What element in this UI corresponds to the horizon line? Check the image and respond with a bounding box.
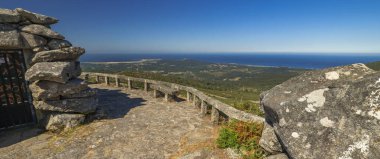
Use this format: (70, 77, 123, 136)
(85, 51, 380, 55)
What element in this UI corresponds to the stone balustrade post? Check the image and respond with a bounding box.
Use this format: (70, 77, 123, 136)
(115, 76, 120, 87)
(128, 78, 132, 90)
(96, 76, 100, 83)
(144, 80, 148, 92)
(201, 100, 207, 116)
(164, 93, 169, 102)
(105, 76, 110, 85)
(193, 95, 196, 106)
(211, 106, 219, 124)
(186, 91, 190, 102)
(153, 90, 158, 98)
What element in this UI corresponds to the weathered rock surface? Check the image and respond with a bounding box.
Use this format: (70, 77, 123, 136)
(261, 63, 380, 159)
(15, 8, 58, 25)
(259, 122, 283, 154)
(21, 24, 64, 39)
(45, 113, 85, 132)
(25, 62, 81, 83)
(0, 23, 24, 48)
(0, 9, 20, 23)
(32, 46, 49, 52)
(33, 96, 98, 114)
(62, 88, 96, 99)
(31, 47, 84, 63)
(20, 32, 47, 48)
(47, 39, 72, 49)
(29, 79, 89, 100)
(265, 153, 289, 159)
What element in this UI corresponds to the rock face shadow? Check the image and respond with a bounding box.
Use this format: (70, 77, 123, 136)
(93, 88, 146, 119)
(0, 126, 44, 148)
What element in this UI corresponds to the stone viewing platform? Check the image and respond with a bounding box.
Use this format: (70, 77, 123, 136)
(0, 84, 235, 159)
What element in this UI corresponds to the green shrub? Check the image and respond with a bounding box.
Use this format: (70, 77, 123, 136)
(217, 128, 239, 149)
(216, 120, 267, 159)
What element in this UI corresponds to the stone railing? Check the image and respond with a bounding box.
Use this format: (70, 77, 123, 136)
(82, 72, 264, 124)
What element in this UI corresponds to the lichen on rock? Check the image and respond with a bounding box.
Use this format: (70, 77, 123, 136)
(261, 64, 380, 158)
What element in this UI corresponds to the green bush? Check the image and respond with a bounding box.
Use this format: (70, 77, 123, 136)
(216, 128, 239, 149)
(216, 120, 267, 159)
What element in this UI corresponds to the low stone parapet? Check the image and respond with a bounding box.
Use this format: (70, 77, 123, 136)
(83, 72, 265, 124)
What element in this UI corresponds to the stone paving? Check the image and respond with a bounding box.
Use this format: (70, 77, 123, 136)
(0, 84, 232, 159)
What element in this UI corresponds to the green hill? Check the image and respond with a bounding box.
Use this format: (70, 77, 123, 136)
(82, 59, 306, 115)
(366, 61, 380, 71)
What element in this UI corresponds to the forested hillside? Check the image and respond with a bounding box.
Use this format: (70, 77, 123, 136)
(366, 61, 380, 71)
(82, 59, 306, 115)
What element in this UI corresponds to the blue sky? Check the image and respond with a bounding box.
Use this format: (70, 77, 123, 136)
(1, 0, 380, 54)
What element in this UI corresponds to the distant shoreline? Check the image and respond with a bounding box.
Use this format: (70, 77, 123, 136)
(80, 53, 380, 69)
(82, 59, 161, 64)
(81, 58, 303, 70)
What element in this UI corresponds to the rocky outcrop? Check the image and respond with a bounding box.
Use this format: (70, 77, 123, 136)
(25, 62, 81, 83)
(0, 8, 97, 132)
(261, 63, 380, 159)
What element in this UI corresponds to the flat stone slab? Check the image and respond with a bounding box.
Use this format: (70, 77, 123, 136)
(31, 47, 85, 64)
(25, 62, 81, 83)
(29, 78, 89, 100)
(21, 24, 64, 39)
(45, 113, 85, 132)
(0, 23, 24, 49)
(0, 84, 219, 159)
(15, 8, 58, 25)
(0, 9, 20, 23)
(33, 96, 98, 114)
(20, 32, 47, 48)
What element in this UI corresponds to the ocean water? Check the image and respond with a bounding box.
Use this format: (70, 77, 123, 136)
(80, 53, 380, 69)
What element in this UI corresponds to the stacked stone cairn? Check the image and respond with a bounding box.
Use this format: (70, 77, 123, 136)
(0, 8, 98, 132)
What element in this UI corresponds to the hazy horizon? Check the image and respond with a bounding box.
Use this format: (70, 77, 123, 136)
(84, 51, 380, 55)
(1, 0, 380, 54)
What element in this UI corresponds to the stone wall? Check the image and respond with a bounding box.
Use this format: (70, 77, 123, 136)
(0, 8, 97, 132)
(83, 72, 265, 124)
